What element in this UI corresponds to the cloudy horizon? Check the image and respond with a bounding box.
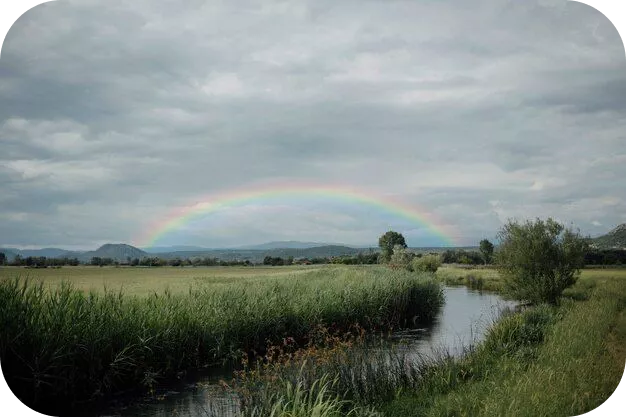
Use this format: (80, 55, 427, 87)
(1, 0, 625, 250)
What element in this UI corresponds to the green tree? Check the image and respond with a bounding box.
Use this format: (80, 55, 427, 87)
(495, 218, 588, 305)
(378, 231, 407, 263)
(479, 239, 495, 264)
(0, 252, 6, 265)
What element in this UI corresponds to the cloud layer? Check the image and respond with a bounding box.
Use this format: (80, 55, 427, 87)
(1, 0, 625, 249)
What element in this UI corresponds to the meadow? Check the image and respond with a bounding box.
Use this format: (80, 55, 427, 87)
(0, 265, 443, 415)
(0, 264, 326, 296)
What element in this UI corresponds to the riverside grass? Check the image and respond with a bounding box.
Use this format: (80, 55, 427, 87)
(0, 266, 443, 414)
(379, 271, 626, 417)
(240, 269, 626, 417)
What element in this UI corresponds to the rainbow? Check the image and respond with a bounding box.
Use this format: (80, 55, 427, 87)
(136, 182, 460, 247)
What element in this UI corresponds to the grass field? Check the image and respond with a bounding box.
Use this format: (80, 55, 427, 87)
(0, 264, 327, 296)
(2, 264, 621, 296)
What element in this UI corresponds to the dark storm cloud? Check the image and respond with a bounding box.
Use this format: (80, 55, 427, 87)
(0, 0, 625, 248)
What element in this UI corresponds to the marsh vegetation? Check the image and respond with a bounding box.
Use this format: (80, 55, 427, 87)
(0, 266, 442, 415)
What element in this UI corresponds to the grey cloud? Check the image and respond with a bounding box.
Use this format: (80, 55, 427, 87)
(0, 0, 625, 248)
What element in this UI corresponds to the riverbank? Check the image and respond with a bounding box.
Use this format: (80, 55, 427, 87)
(234, 269, 625, 417)
(382, 269, 626, 416)
(0, 266, 443, 415)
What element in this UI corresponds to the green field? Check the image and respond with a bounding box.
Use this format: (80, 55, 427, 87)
(0, 264, 328, 295)
(2, 264, 622, 296)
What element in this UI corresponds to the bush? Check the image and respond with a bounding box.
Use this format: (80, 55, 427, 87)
(390, 245, 414, 269)
(495, 218, 588, 305)
(411, 254, 442, 273)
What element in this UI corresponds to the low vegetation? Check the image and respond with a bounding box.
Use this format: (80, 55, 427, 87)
(0, 266, 443, 415)
(382, 272, 626, 417)
(411, 254, 442, 273)
(235, 269, 625, 417)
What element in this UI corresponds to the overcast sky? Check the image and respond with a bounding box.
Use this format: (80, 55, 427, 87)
(1, 0, 625, 250)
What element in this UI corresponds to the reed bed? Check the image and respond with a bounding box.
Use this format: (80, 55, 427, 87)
(0, 267, 442, 414)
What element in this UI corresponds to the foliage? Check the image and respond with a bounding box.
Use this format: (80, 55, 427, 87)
(479, 239, 494, 264)
(390, 245, 414, 269)
(378, 231, 407, 263)
(584, 248, 626, 265)
(0, 252, 6, 265)
(494, 218, 588, 305)
(264, 256, 287, 266)
(411, 254, 442, 273)
(440, 249, 484, 265)
(330, 253, 379, 265)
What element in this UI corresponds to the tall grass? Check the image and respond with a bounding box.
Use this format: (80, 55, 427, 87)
(247, 369, 382, 417)
(0, 267, 442, 414)
(233, 298, 517, 416)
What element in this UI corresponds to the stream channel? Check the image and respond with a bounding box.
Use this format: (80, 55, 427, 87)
(96, 286, 516, 417)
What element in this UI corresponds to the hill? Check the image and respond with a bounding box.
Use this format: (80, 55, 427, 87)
(235, 241, 351, 250)
(79, 244, 148, 262)
(0, 247, 81, 261)
(142, 245, 213, 253)
(592, 224, 626, 249)
(20, 248, 78, 258)
(155, 245, 372, 263)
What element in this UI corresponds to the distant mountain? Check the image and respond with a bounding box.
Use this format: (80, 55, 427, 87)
(142, 245, 213, 253)
(235, 241, 351, 250)
(154, 245, 373, 263)
(0, 247, 81, 260)
(592, 224, 626, 250)
(20, 248, 78, 258)
(79, 244, 148, 262)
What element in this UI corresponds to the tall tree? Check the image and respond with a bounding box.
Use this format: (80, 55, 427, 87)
(378, 231, 407, 263)
(479, 239, 495, 264)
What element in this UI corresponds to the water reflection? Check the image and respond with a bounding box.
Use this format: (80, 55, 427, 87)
(389, 286, 516, 360)
(99, 287, 514, 417)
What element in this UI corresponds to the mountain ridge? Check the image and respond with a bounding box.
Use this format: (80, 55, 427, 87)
(592, 223, 626, 249)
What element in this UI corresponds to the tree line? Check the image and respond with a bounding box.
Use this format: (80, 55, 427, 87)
(1, 227, 623, 269)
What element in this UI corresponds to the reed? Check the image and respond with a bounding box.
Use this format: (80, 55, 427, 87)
(0, 267, 443, 414)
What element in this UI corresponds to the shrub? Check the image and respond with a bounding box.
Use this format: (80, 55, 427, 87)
(494, 218, 588, 305)
(390, 245, 414, 269)
(412, 254, 442, 273)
